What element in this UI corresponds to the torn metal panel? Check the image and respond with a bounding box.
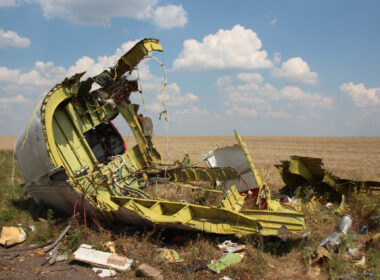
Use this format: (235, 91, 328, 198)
(15, 38, 305, 237)
(277, 156, 380, 199)
(204, 144, 258, 192)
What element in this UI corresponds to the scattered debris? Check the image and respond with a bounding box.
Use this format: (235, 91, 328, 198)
(29, 225, 36, 232)
(92, 267, 117, 278)
(277, 156, 380, 202)
(48, 242, 62, 265)
(14, 38, 305, 238)
(182, 262, 208, 273)
(43, 225, 70, 253)
(319, 214, 353, 250)
(157, 248, 183, 263)
(217, 240, 246, 253)
(310, 247, 330, 265)
(105, 241, 116, 254)
(72, 244, 133, 271)
(207, 252, 243, 274)
(355, 226, 368, 235)
(55, 254, 68, 262)
(0, 226, 26, 247)
(135, 263, 163, 279)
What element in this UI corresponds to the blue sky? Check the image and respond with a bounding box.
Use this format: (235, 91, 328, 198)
(0, 0, 379, 136)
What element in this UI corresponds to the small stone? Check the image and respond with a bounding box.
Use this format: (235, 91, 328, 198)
(135, 263, 163, 280)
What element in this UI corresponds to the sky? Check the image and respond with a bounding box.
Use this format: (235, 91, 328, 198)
(0, 0, 380, 136)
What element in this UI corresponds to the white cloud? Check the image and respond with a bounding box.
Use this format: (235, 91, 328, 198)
(236, 72, 263, 84)
(0, 61, 65, 94)
(0, 94, 30, 105)
(34, 0, 157, 26)
(32, 0, 188, 29)
(340, 82, 380, 108)
(173, 24, 272, 71)
(272, 57, 318, 85)
(216, 75, 232, 88)
(67, 41, 138, 77)
(152, 4, 187, 29)
(218, 73, 333, 120)
(0, 28, 30, 48)
(270, 17, 278, 25)
(146, 83, 199, 113)
(0, 0, 24, 7)
(226, 106, 258, 117)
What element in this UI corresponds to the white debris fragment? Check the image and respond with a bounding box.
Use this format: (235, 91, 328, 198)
(92, 267, 117, 278)
(217, 240, 246, 253)
(73, 244, 133, 271)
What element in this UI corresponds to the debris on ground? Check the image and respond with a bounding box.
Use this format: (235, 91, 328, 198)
(217, 240, 246, 253)
(319, 214, 353, 250)
(135, 263, 163, 279)
(276, 156, 380, 202)
(14, 38, 305, 238)
(43, 225, 70, 253)
(157, 248, 183, 263)
(105, 241, 116, 254)
(207, 252, 243, 274)
(0, 226, 26, 247)
(92, 267, 117, 278)
(72, 244, 133, 271)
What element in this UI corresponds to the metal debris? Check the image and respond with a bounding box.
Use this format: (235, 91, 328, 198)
(14, 38, 305, 237)
(319, 214, 353, 250)
(276, 156, 380, 200)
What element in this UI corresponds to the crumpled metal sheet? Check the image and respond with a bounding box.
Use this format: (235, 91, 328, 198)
(276, 156, 380, 199)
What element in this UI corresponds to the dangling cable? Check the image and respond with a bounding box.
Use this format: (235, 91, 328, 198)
(148, 55, 168, 123)
(136, 67, 147, 114)
(148, 55, 171, 175)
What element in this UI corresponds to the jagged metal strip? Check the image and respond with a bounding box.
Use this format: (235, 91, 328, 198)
(166, 167, 239, 185)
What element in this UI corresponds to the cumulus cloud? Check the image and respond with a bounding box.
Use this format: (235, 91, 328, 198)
(0, 94, 30, 106)
(218, 72, 332, 118)
(173, 24, 272, 71)
(226, 106, 258, 117)
(152, 4, 187, 29)
(272, 57, 318, 85)
(146, 83, 199, 113)
(236, 72, 263, 84)
(34, 0, 157, 26)
(0, 28, 30, 48)
(0, 61, 65, 94)
(216, 75, 232, 88)
(30, 0, 188, 28)
(0, 0, 25, 7)
(340, 82, 380, 108)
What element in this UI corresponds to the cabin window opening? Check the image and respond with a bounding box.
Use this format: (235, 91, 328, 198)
(84, 122, 126, 163)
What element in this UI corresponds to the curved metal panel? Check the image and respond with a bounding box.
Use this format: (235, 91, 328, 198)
(15, 102, 56, 184)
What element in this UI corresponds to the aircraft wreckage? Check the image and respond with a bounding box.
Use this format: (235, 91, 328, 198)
(15, 38, 305, 237)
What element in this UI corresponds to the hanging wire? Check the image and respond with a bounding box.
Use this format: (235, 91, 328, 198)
(148, 55, 171, 174)
(136, 67, 147, 114)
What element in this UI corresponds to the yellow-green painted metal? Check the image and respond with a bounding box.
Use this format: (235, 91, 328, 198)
(19, 38, 306, 238)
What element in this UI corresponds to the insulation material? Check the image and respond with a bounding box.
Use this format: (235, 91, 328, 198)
(204, 144, 258, 192)
(0, 226, 27, 247)
(73, 244, 133, 271)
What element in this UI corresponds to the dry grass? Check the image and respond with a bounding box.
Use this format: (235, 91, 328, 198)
(1, 136, 379, 279)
